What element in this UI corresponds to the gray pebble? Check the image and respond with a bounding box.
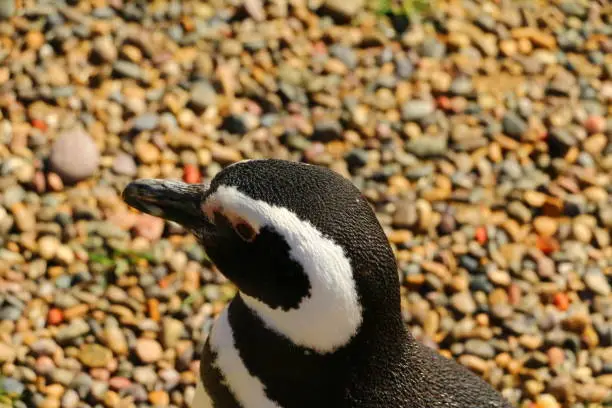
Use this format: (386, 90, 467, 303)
(421, 38, 446, 58)
(159, 367, 180, 390)
(405, 164, 434, 180)
(395, 57, 414, 79)
(0, 306, 22, 321)
(30, 338, 59, 356)
(330, 45, 357, 70)
(91, 6, 115, 19)
(401, 100, 435, 121)
(313, 120, 343, 141)
(190, 81, 217, 110)
(464, 339, 496, 359)
(113, 60, 143, 80)
(70, 373, 93, 398)
(475, 14, 496, 32)
(507, 201, 532, 223)
(55, 319, 90, 342)
(449, 77, 473, 96)
(502, 111, 528, 139)
(1, 185, 25, 208)
(124, 384, 148, 402)
(405, 137, 447, 158)
(0, 0, 14, 19)
(0, 377, 24, 395)
(133, 113, 159, 131)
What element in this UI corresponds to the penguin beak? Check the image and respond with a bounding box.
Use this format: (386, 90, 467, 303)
(122, 179, 209, 230)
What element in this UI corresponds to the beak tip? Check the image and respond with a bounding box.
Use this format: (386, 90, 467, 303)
(121, 181, 142, 204)
(121, 179, 159, 213)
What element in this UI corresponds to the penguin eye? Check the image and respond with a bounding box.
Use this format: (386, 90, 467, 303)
(209, 207, 257, 242)
(233, 220, 257, 242)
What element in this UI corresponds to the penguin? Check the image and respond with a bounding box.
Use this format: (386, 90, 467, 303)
(122, 159, 512, 408)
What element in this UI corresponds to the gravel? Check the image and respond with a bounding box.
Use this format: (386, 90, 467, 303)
(0, 0, 610, 407)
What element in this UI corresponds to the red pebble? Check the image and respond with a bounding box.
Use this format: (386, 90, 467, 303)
(553, 292, 569, 311)
(475, 227, 487, 245)
(47, 308, 63, 325)
(436, 96, 451, 110)
(31, 119, 47, 131)
(159, 277, 170, 289)
(183, 164, 201, 184)
(536, 235, 559, 255)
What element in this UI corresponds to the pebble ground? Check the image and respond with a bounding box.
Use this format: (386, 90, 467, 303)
(0, 0, 610, 407)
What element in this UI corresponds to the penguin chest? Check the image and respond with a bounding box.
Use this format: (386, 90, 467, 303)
(192, 377, 214, 408)
(196, 307, 282, 408)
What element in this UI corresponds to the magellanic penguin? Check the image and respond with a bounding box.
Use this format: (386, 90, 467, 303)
(123, 159, 512, 408)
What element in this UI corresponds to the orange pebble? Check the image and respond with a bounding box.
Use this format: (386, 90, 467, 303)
(159, 277, 170, 289)
(183, 164, 201, 184)
(47, 308, 63, 325)
(536, 235, 559, 255)
(547, 347, 565, 367)
(31, 119, 47, 131)
(475, 227, 487, 245)
(436, 96, 451, 111)
(147, 298, 160, 322)
(552, 292, 569, 311)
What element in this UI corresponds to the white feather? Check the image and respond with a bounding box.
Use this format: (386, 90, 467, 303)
(204, 185, 363, 353)
(191, 377, 214, 408)
(208, 307, 281, 408)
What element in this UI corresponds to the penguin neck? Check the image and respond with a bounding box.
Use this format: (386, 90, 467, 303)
(203, 267, 411, 407)
(219, 293, 410, 382)
(237, 262, 364, 354)
(235, 259, 409, 355)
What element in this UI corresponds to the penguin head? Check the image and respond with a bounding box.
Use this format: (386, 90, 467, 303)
(123, 159, 400, 351)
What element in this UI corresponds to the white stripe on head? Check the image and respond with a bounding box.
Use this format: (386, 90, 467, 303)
(204, 186, 363, 353)
(209, 307, 281, 408)
(191, 378, 214, 408)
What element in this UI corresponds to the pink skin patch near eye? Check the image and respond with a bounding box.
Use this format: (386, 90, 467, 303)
(203, 202, 258, 242)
